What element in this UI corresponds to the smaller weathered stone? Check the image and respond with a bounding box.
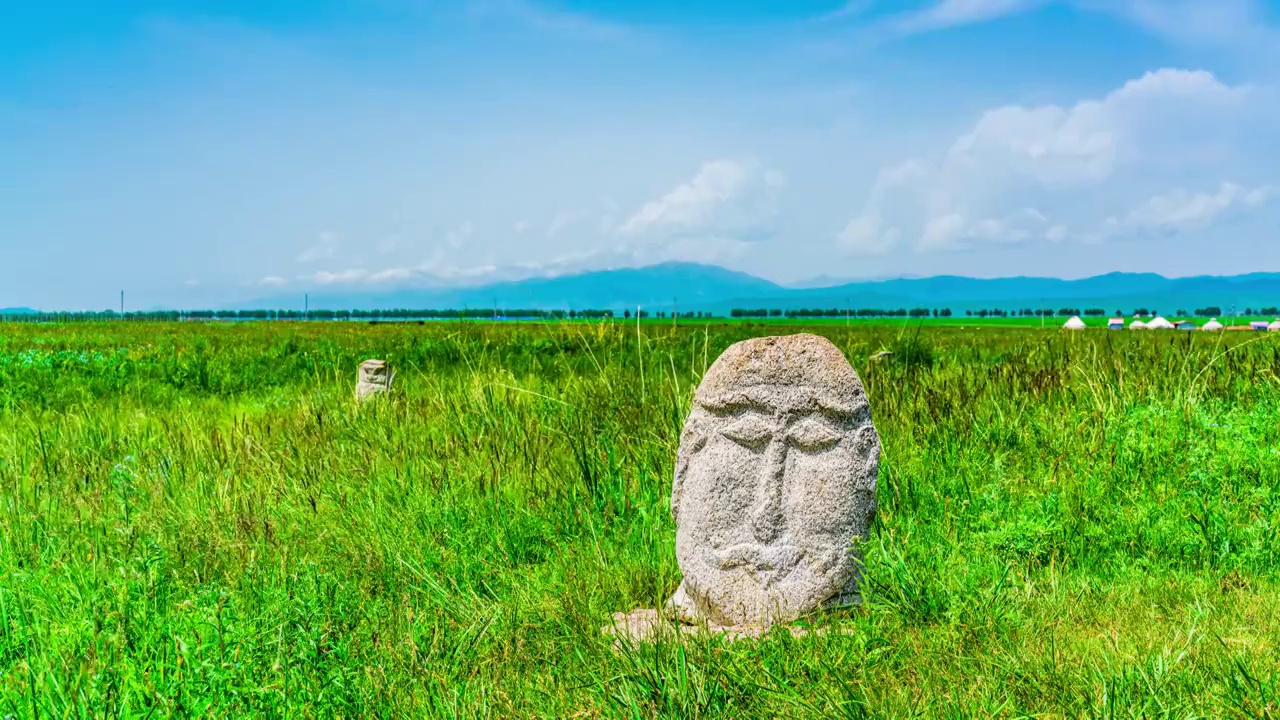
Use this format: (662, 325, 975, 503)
(356, 359, 393, 401)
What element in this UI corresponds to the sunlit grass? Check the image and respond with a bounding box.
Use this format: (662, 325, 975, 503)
(2, 321, 1280, 716)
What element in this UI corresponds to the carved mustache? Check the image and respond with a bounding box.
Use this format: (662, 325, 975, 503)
(714, 543, 800, 571)
(713, 542, 845, 578)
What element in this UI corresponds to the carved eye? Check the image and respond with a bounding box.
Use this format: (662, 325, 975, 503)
(719, 414, 772, 448)
(788, 416, 841, 451)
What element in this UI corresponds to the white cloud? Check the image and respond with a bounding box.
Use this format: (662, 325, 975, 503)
(465, 0, 632, 42)
(838, 210, 898, 255)
(259, 275, 288, 287)
(1246, 186, 1280, 206)
(1086, 0, 1280, 57)
(299, 225, 475, 282)
(310, 268, 370, 284)
(1104, 182, 1278, 237)
(299, 243, 504, 287)
(923, 209, 1057, 251)
(284, 217, 789, 290)
(367, 267, 415, 283)
(613, 159, 787, 266)
(816, 0, 875, 22)
(620, 159, 786, 237)
(423, 261, 500, 281)
(297, 231, 341, 263)
(890, 0, 1045, 35)
(838, 68, 1275, 254)
(871, 0, 1280, 56)
(183, 278, 199, 287)
(512, 220, 532, 235)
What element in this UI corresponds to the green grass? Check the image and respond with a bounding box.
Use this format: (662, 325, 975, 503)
(572, 315, 1276, 328)
(3, 321, 1280, 717)
(706, 316, 1280, 328)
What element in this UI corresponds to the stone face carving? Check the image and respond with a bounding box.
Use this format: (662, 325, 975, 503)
(665, 333, 879, 630)
(356, 359, 393, 401)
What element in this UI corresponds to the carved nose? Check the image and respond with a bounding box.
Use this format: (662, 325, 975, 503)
(750, 438, 787, 544)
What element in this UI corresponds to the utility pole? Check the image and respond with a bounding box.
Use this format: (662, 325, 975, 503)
(673, 297, 678, 328)
(120, 290, 124, 315)
(304, 293, 309, 321)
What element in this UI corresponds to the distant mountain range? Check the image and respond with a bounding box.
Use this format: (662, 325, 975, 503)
(238, 262, 1280, 315)
(0, 307, 36, 315)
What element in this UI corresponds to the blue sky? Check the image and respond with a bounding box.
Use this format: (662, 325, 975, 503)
(3, 0, 1280, 310)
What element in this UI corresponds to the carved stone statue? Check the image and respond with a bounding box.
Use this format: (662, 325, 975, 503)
(664, 333, 879, 630)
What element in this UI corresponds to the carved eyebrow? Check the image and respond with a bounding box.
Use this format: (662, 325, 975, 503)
(700, 389, 867, 418)
(814, 396, 866, 419)
(779, 389, 863, 420)
(697, 390, 771, 415)
(700, 401, 769, 418)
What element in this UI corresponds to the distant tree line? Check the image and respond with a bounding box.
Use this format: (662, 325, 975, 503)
(621, 310, 716, 319)
(0, 308, 624, 323)
(1193, 306, 1280, 317)
(729, 308, 954, 318)
(10, 304, 1280, 324)
(964, 308, 1084, 317)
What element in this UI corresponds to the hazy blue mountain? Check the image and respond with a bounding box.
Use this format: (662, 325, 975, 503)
(0, 307, 37, 315)
(242, 262, 784, 312)
(238, 263, 1280, 315)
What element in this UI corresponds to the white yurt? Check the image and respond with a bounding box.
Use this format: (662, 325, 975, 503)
(1147, 316, 1175, 330)
(1202, 318, 1224, 331)
(1269, 319, 1280, 332)
(1063, 316, 1086, 330)
(1129, 320, 1148, 330)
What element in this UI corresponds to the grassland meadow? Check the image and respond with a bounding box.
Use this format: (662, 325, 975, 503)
(3, 320, 1280, 717)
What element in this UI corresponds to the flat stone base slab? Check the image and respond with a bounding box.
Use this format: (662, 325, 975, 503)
(604, 609, 841, 645)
